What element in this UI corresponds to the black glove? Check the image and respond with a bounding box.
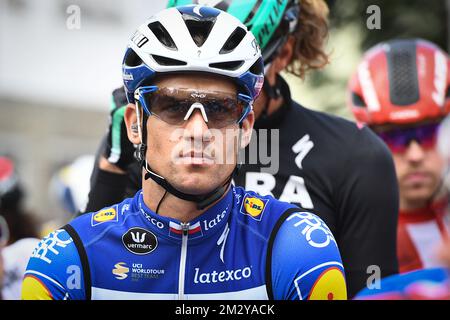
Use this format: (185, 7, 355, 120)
(103, 86, 136, 171)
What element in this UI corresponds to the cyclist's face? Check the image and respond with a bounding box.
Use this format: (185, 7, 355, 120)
(140, 74, 253, 195)
(379, 122, 445, 209)
(393, 144, 443, 207)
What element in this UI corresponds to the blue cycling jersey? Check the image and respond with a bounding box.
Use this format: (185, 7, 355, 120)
(22, 186, 346, 300)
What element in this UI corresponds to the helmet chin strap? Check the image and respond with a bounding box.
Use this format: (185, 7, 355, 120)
(141, 157, 234, 210)
(134, 102, 242, 211)
(259, 74, 282, 119)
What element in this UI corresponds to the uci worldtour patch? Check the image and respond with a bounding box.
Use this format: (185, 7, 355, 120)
(122, 227, 158, 255)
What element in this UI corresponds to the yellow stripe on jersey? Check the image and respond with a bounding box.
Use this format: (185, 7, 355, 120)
(22, 275, 53, 300)
(308, 267, 347, 300)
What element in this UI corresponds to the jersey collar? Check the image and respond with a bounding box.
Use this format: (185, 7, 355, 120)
(399, 196, 449, 221)
(136, 187, 233, 243)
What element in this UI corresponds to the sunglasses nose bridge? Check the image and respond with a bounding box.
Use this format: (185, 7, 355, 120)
(183, 108, 210, 139)
(184, 102, 208, 123)
(404, 140, 426, 161)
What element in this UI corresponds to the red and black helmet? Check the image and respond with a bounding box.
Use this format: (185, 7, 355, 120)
(348, 39, 450, 126)
(0, 156, 23, 211)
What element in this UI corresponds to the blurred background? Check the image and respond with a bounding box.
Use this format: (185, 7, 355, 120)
(0, 0, 448, 225)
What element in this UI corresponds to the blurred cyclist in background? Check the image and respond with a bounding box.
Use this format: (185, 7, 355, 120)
(438, 115, 450, 195)
(42, 155, 95, 236)
(348, 39, 450, 275)
(0, 215, 8, 300)
(0, 156, 39, 244)
(84, 0, 399, 298)
(0, 156, 40, 299)
(355, 113, 450, 300)
(437, 115, 450, 269)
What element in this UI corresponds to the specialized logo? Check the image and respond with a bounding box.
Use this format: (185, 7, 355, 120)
(217, 223, 230, 264)
(91, 207, 118, 226)
(193, 266, 252, 284)
(121, 204, 130, 215)
(122, 227, 158, 255)
(358, 60, 380, 112)
(253, 0, 286, 49)
(390, 109, 420, 120)
(112, 262, 130, 280)
(251, 38, 260, 56)
(287, 212, 336, 248)
(232, 188, 242, 205)
(307, 267, 347, 300)
(292, 134, 314, 170)
(432, 50, 447, 107)
(131, 31, 148, 48)
(240, 195, 268, 221)
(193, 5, 203, 17)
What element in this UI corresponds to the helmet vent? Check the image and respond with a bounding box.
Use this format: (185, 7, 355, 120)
(209, 61, 244, 71)
(352, 92, 366, 107)
(152, 54, 187, 66)
(184, 18, 215, 47)
(249, 57, 264, 75)
(244, 0, 263, 25)
(220, 27, 247, 54)
(124, 49, 143, 67)
(148, 22, 177, 50)
(387, 41, 420, 106)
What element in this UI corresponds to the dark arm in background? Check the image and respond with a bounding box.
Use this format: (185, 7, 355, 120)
(336, 127, 399, 299)
(83, 87, 140, 214)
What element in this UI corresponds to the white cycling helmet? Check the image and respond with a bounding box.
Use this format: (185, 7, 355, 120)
(122, 5, 264, 104)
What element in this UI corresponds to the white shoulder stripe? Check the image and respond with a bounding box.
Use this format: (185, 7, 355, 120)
(24, 270, 65, 291)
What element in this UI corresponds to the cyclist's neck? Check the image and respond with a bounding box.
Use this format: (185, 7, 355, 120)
(142, 178, 231, 223)
(400, 187, 448, 213)
(253, 90, 284, 119)
(253, 72, 285, 119)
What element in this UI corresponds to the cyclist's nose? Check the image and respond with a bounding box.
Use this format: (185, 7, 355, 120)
(404, 140, 426, 162)
(184, 110, 212, 141)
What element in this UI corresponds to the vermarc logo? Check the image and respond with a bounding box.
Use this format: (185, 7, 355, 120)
(122, 227, 158, 255)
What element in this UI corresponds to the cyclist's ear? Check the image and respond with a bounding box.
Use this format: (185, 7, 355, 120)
(124, 103, 142, 145)
(240, 110, 255, 149)
(270, 36, 294, 73)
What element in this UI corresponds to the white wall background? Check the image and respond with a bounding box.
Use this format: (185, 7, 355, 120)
(0, 0, 167, 223)
(0, 0, 167, 110)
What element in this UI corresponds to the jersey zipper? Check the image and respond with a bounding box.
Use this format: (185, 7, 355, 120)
(178, 222, 189, 300)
